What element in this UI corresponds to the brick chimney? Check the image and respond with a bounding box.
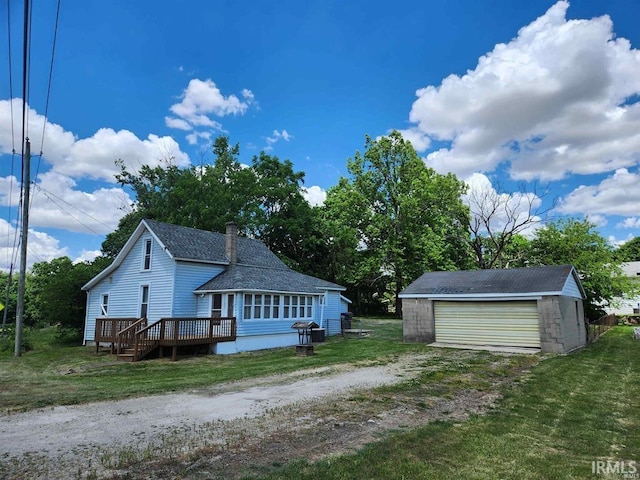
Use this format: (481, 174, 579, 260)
(225, 221, 238, 265)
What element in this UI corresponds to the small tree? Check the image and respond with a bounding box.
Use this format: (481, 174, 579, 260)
(530, 218, 638, 319)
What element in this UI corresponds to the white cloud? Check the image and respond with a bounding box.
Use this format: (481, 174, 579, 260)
(264, 130, 292, 151)
(0, 99, 190, 183)
(586, 214, 608, 228)
(74, 250, 102, 264)
(393, 128, 431, 152)
(608, 234, 634, 248)
(0, 171, 132, 235)
(302, 186, 327, 207)
(406, 1, 640, 181)
(169, 79, 253, 128)
(558, 168, 640, 217)
(186, 131, 213, 146)
(618, 217, 640, 229)
(164, 116, 192, 131)
(463, 173, 543, 238)
(0, 218, 68, 271)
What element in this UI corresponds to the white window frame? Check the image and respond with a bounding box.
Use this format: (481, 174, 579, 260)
(142, 239, 152, 271)
(140, 285, 150, 318)
(100, 293, 109, 316)
(245, 294, 313, 320)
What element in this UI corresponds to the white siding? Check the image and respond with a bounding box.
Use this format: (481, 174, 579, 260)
(173, 262, 224, 316)
(561, 275, 583, 299)
(84, 232, 175, 342)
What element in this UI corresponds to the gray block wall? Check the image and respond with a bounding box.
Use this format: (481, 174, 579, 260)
(402, 298, 435, 343)
(538, 296, 586, 353)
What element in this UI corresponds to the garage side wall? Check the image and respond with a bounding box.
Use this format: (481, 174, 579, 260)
(402, 298, 435, 343)
(538, 296, 586, 353)
(558, 295, 586, 352)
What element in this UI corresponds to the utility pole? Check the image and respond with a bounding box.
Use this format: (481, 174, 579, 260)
(15, 138, 30, 357)
(1, 263, 13, 334)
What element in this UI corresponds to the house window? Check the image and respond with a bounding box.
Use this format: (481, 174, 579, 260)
(101, 294, 109, 316)
(142, 239, 152, 271)
(140, 285, 149, 318)
(226, 294, 235, 318)
(212, 294, 222, 318)
(272, 295, 280, 318)
(283, 295, 313, 319)
(244, 294, 313, 320)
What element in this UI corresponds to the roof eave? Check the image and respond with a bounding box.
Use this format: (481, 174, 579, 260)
(398, 292, 563, 299)
(82, 220, 156, 290)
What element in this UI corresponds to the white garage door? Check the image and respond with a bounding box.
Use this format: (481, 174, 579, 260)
(434, 300, 541, 348)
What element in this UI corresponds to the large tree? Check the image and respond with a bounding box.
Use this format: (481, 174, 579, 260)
(529, 218, 638, 319)
(466, 180, 554, 269)
(108, 136, 322, 271)
(324, 131, 470, 315)
(27, 257, 109, 332)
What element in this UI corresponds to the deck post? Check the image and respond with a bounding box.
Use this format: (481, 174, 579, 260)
(172, 319, 179, 361)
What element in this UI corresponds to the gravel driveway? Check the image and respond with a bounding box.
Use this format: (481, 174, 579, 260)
(0, 359, 418, 477)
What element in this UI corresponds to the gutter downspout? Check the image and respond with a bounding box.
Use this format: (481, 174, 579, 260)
(319, 291, 326, 329)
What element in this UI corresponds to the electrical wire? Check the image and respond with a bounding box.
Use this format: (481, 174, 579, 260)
(6, 0, 15, 155)
(32, 184, 109, 236)
(5, 0, 18, 270)
(36, 0, 61, 182)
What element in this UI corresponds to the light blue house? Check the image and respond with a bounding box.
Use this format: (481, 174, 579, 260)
(82, 219, 350, 355)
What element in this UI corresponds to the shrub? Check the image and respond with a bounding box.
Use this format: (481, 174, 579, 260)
(0, 326, 33, 354)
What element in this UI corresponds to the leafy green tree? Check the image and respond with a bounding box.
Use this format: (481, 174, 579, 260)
(27, 257, 107, 332)
(324, 131, 470, 315)
(0, 271, 19, 331)
(529, 218, 638, 319)
(109, 136, 325, 272)
(615, 236, 640, 262)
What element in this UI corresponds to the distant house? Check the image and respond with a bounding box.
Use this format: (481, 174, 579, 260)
(399, 265, 587, 354)
(605, 261, 640, 315)
(82, 220, 348, 355)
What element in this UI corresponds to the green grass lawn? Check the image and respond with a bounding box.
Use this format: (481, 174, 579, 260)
(0, 318, 423, 412)
(2, 322, 638, 480)
(248, 326, 640, 480)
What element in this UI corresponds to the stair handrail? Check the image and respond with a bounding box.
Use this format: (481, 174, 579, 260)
(116, 317, 147, 354)
(132, 320, 162, 361)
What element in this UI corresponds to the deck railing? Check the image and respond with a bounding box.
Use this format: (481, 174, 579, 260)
(116, 318, 148, 354)
(94, 316, 236, 361)
(94, 317, 140, 353)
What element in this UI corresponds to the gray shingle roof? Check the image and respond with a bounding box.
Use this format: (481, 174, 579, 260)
(145, 220, 344, 293)
(195, 264, 344, 293)
(400, 265, 579, 296)
(145, 219, 287, 269)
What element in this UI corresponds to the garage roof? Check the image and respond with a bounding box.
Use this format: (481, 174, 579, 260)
(399, 265, 585, 299)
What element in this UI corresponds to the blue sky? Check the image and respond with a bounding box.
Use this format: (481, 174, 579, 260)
(1, 0, 640, 271)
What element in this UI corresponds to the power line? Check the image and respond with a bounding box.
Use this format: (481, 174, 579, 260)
(6, 0, 15, 154)
(32, 183, 110, 236)
(36, 0, 61, 182)
(5, 0, 18, 271)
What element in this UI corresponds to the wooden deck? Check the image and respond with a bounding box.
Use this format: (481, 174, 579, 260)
(95, 317, 237, 361)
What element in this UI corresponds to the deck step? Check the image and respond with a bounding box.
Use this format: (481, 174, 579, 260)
(116, 354, 136, 362)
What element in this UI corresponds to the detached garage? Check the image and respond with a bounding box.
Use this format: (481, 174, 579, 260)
(400, 265, 587, 354)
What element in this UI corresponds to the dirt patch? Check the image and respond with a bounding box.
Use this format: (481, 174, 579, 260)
(0, 350, 536, 479)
